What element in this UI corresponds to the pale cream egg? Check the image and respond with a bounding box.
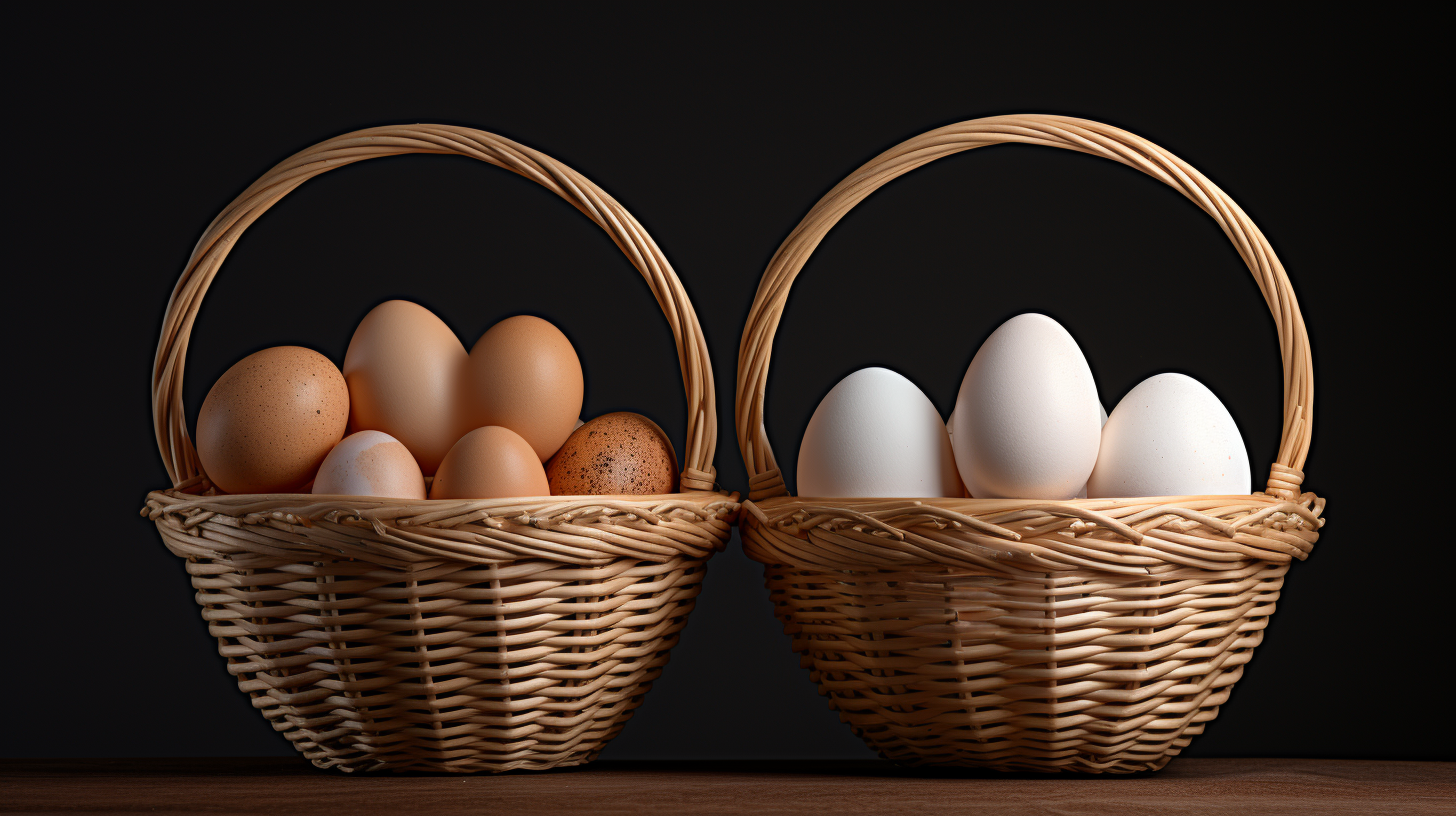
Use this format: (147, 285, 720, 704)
(313, 430, 426, 499)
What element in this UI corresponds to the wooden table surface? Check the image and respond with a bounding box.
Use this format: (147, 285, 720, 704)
(4, 758, 1451, 815)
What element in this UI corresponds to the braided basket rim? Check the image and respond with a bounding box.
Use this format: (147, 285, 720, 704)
(740, 492, 1319, 576)
(146, 484, 740, 567)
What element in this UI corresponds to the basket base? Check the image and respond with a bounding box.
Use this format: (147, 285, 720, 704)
(224, 560, 702, 775)
(747, 512, 1288, 774)
(147, 487, 739, 775)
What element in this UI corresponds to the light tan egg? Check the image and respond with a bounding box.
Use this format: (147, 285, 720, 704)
(313, 431, 426, 499)
(546, 412, 678, 495)
(430, 426, 550, 500)
(196, 346, 349, 494)
(461, 316, 583, 462)
(343, 300, 467, 475)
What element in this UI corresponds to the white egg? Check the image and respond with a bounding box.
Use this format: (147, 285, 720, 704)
(950, 314, 1102, 499)
(798, 367, 962, 497)
(1073, 402, 1109, 499)
(313, 430, 427, 499)
(1087, 373, 1250, 498)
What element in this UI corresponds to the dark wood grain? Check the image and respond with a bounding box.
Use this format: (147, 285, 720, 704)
(3, 758, 1451, 815)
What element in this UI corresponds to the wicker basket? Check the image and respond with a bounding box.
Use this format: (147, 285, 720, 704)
(735, 114, 1324, 774)
(143, 125, 739, 773)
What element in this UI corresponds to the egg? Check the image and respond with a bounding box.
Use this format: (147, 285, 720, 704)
(1087, 373, 1250, 497)
(461, 316, 583, 462)
(952, 401, 1107, 499)
(950, 314, 1101, 499)
(547, 412, 678, 495)
(312, 431, 426, 499)
(196, 346, 348, 494)
(343, 300, 466, 475)
(797, 367, 961, 498)
(430, 426, 550, 500)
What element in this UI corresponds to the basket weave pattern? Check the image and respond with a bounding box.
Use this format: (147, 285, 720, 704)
(735, 115, 1323, 773)
(144, 125, 738, 773)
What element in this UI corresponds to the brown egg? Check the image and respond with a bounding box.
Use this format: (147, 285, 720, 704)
(547, 413, 678, 495)
(430, 426, 550, 500)
(196, 346, 349, 494)
(343, 300, 466, 475)
(461, 316, 583, 462)
(312, 431, 426, 499)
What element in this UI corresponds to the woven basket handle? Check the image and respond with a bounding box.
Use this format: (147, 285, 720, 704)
(737, 114, 1313, 502)
(153, 124, 718, 491)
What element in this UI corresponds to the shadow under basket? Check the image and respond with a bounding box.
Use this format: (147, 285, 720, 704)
(734, 114, 1325, 773)
(143, 124, 739, 772)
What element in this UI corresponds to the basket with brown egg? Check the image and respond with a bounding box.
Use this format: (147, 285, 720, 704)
(735, 114, 1324, 773)
(143, 125, 739, 773)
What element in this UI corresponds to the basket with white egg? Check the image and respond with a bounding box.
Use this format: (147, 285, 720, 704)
(736, 114, 1323, 773)
(143, 125, 739, 773)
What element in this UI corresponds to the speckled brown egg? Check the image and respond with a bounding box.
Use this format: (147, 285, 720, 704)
(461, 315, 583, 462)
(196, 346, 349, 494)
(547, 412, 678, 496)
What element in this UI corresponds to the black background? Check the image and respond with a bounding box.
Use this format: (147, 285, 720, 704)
(10, 13, 1449, 761)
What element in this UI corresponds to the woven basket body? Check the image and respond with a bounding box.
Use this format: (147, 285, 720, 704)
(144, 125, 738, 773)
(736, 115, 1323, 773)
